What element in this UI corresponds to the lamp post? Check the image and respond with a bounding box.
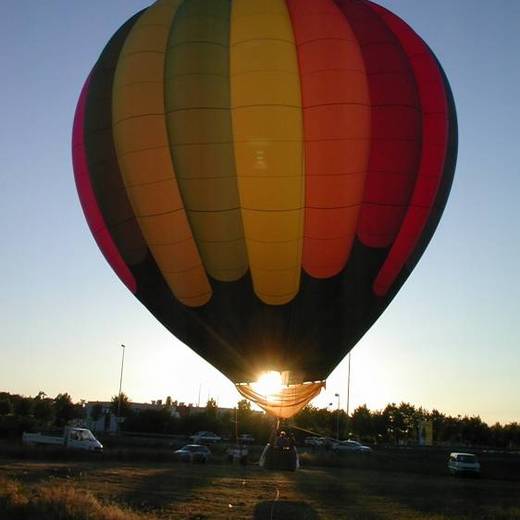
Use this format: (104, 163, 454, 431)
(346, 352, 351, 437)
(334, 393, 340, 440)
(117, 344, 126, 427)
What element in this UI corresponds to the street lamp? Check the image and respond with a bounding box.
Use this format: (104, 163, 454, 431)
(334, 393, 340, 440)
(346, 352, 351, 438)
(117, 344, 126, 425)
(346, 353, 351, 417)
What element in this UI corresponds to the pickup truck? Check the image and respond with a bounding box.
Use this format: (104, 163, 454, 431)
(22, 427, 103, 452)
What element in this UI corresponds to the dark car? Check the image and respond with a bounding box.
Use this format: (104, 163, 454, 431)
(174, 444, 211, 463)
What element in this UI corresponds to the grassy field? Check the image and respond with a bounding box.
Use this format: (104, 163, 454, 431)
(1, 457, 520, 520)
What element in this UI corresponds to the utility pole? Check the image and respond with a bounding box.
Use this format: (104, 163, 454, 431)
(117, 344, 126, 429)
(235, 405, 239, 443)
(334, 393, 340, 440)
(346, 352, 351, 438)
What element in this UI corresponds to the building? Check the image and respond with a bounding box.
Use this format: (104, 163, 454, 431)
(84, 400, 253, 433)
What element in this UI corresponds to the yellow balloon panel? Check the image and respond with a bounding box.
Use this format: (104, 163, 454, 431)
(232, 106, 302, 143)
(232, 141, 303, 178)
(238, 176, 304, 211)
(138, 211, 191, 246)
(113, 53, 164, 90)
(118, 147, 172, 187)
(120, 22, 170, 55)
(113, 82, 164, 121)
(126, 179, 183, 217)
(231, 0, 304, 305)
(242, 210, 302, 242)
(248, 239, 302, 271)
(232, 71, 301, 107)
(252, 266, 302, 305)
(114, 116, 168, 156)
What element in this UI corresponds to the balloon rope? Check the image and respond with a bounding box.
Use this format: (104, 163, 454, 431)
(285, 423, 331, 438)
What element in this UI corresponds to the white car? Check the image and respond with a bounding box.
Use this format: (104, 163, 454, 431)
(448, 452, 480, 476)
(304, 436, 334, 448)
(174, 444, 211, 463)
(332, 440, 372, 453)
(189, 431, 222, 444)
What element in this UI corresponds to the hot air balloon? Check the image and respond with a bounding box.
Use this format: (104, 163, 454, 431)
(72, 0, 457, 419)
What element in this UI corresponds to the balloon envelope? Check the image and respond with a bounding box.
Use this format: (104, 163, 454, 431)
(73, 0, 457, 386)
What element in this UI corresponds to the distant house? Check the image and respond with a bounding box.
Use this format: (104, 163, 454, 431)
(176, 404, 263, 418)
(84, 401, 117, 433)
(84, 400, 180, 433)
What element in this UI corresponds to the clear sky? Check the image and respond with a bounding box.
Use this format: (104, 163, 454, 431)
(1, 1, 518, 424)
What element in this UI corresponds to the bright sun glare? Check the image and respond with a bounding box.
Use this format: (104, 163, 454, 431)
(252, 371, 284, 397)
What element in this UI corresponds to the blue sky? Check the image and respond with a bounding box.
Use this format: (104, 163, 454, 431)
(1, 1, 518, 424)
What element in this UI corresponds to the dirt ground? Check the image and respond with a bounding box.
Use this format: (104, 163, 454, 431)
(1, 459, 520, 519)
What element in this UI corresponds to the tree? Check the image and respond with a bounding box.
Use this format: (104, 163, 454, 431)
(0, 399, 12, 416)
(14, 397, 33, 417)
(350, 404, 373, 440)
(503, 422, 520, 448)
(54, 393, 76, 427)
(236, 399, 254, 436)
(110, 393, 132, 418)
(398, 402, 423, 443)
(371, 411, 387, 444)
(237, 399, 252, 414)
(33, 398, 54, 424)
(461, 415, 490, 446)
(205, 398, 218, 418)
(124, 408, 174, 434)
(89, 403, 104, 422)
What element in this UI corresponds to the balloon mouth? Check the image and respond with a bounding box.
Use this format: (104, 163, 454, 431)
(236, 372, 325, 419)
(251, 370, 285, 399)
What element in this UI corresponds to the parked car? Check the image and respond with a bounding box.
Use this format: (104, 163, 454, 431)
(189, 431, 222, 444)
(174, 444, 211, 463)
(238, 434, 255, 444)
(304, 436, 321, 447)
(332, 440, 372, 453)
(304, 436, 334, 448)
(448, 452, 480, 476)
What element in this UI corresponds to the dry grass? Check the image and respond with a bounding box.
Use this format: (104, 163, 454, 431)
(0, 476, 148, 520)
(1, 460, 520, 519)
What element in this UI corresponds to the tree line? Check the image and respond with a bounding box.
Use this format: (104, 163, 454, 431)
(104, 394, 274, 442)
(294, 403, 520, 448)
(0, 391, 519, 448)
(0, 391, 83, 436)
